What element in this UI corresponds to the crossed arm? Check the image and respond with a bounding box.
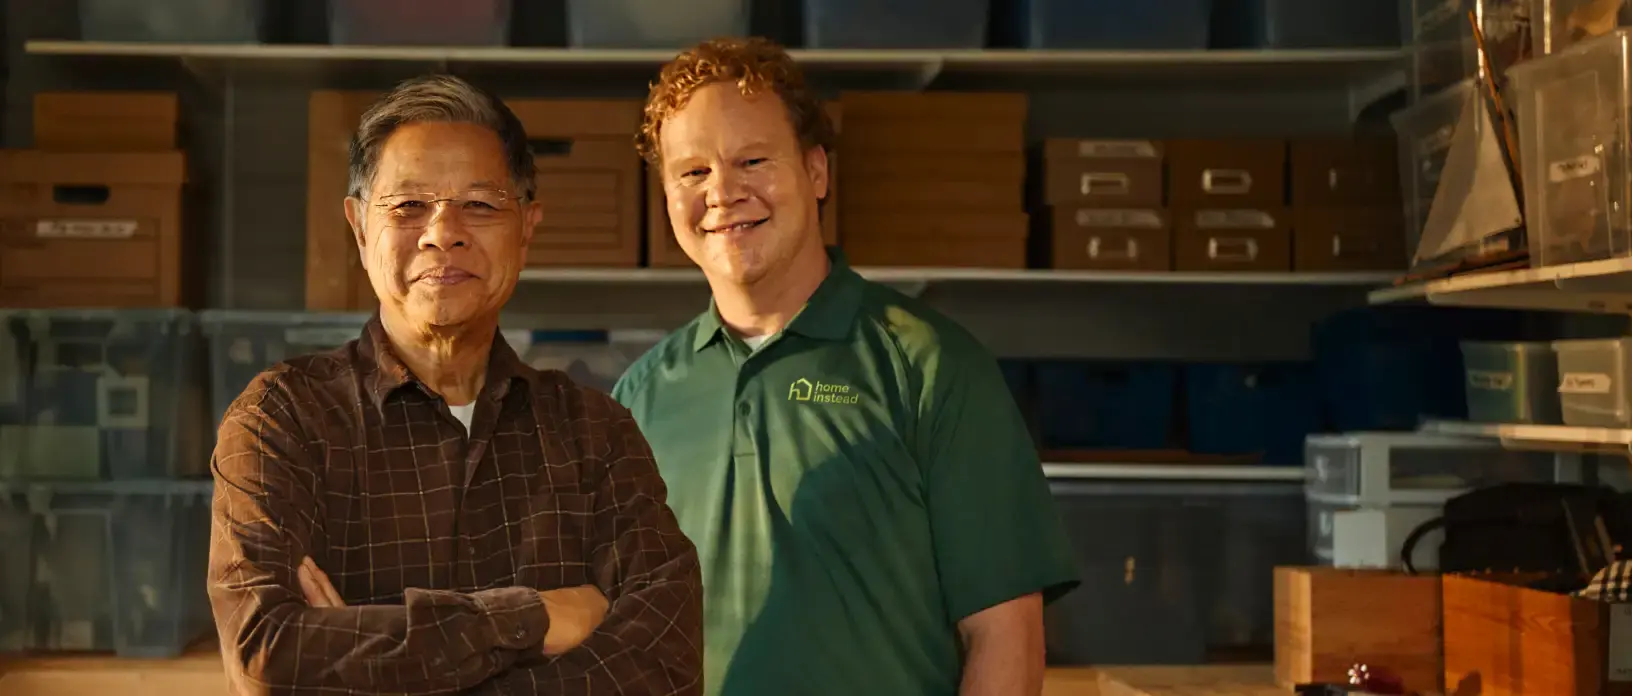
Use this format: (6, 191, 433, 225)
(207, 392, 703, 695)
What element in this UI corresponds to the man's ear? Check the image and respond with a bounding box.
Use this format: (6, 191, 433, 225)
(804, 146, 830, 202)
(343, 197, 367, 249)
(520, 198, 542, 248)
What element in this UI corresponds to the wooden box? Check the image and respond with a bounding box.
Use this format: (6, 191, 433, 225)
(1050, 208, 1172, 271)
(1444, 573, 1632, 696)
(33, 92, 178, 151)
(1293, 206, 1406, 272)
(1273, 566, 1443, 692)
(1043, 139, 1165, 209)
(0, 150, 191, 307)
(1168, 139, 1288, 208)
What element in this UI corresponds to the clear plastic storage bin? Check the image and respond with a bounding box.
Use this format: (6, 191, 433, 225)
(1509, 29, 1632, 268)
(202, 311, 371, 426)
(1530, 0, 1632, 57)
(808, 0, 988, 48)
(0, 310, 206, 481)
(509, 329, 664, 394)
(1304, 432, 1562, 506)
(1554, 337, 1632, 427)
(1015, 0, 1208, 49)
(1307, 498, 1445, 569)
(1213, 0, 1401, 49)
(78, 0, 266, 42)
(1411, 0, 1528, 98)
(1390, 78, 1481, 264)
(566, 0, 749, 48)
(329, 0, 512, 46)
(1460, 341, 1563, 424)
(0, 480, 214, 657)
(1046, 477, 1306, 665)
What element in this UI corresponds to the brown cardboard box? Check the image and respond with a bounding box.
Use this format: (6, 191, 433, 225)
(1168, 140, 1287, 208)
(1444, 574, 1632, 696)
(843, 211, 1028, 268)
(507, 99, 643, 268)
(1173, 208, 1292, 272)
(1290, 138, 1399, 208)
(33, 92, 178, 151)
(1273, 567, 1443, 693)
(0, 150, 190, 307)
(1050, 208, 1171, 271)
(304, 93, 643, 310)
(646, 102, 842, 269)
(1293, 206, 1406, 271)
(837, 92, 1027, 155)
(1043, 139, 1165, 208)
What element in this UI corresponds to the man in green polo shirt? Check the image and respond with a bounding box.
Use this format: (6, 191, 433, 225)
(613, 37, 1079, 696)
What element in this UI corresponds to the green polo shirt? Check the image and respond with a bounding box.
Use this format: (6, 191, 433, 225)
(612, 250, 1079, 696)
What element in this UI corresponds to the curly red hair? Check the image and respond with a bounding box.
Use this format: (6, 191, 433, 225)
(636, 37, 835, 166)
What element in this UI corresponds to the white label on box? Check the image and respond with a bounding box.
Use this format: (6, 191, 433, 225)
(1195, 210, 1275, 229)
(1467, 370, 1514, 390)
(1559, 372, 1613, 394)
(1074, 140, 1157, 158)
(35, 219, 138, 239)
(1074, 209, 1162, 229)
(1609, 603, 1632, 681)
(1549, 155, 1602, 183)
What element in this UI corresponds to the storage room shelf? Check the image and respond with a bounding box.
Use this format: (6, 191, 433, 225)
(519, 267, 1398, 286)
(1421, 419, 1632, 453)
(1042, 463, 1305, 482)
(24, 41, 1406, 90)
(1368, 258, 1632, 314)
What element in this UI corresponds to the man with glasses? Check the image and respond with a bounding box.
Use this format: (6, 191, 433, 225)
(207, 74, 702, 696)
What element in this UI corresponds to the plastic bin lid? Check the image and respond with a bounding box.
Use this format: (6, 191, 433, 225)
(1305, 431, 1501, 448)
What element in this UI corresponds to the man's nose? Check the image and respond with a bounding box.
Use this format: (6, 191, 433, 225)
(704, 168, 747, 208)
(417, 203, 468, 250)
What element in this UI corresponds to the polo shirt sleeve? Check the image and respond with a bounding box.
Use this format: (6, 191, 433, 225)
(916, 344, 1080, 623)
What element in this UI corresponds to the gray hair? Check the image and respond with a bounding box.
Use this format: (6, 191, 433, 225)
(346, 74, 537, 200)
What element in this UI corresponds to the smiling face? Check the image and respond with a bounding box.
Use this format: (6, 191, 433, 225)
(344, 120, 540, 332)
(658, 82, 828, 287)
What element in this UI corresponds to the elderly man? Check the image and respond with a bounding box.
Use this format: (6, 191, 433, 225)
(612, 38, 1079, 696)
(207, 74, 702, 696)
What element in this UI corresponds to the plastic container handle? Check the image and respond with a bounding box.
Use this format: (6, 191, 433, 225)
(1201, 169, 1252, 195)
(1080, 172, 1130, 196)
(1207, 237, 1259, 261)
(1087, 236, 1138, 260)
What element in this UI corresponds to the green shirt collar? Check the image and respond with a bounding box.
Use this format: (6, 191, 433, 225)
(692, 247, 864, 353)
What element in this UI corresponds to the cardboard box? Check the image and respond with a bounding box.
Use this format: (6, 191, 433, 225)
(1043, 139, 1165, 208)
(34, 92, 178, 151)
(1444, 573, 1632, 696)
(1168, 139, 1288, 208)
(1274, 566, 1443, 692)
(1290, 138, 1399, 208)
(1173, 208, 1292, 272)
(1293, 206, 1406, 272)
(0, 150, 191, 307)
(1050, 208, 1172, 271)
(842, 212, 1028, 268)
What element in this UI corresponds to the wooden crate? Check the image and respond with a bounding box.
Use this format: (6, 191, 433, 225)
(1274, 566, 1443, 692)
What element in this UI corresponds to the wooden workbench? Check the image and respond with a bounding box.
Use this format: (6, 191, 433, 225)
(0, 648, 1281, 696)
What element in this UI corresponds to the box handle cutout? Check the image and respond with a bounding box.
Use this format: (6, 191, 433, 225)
(1080, 172, 1130, 196)
(51, 185, 111, 206)
(529, 138, 576, 158)
(1207, 237, 1259, 261)
(1087, 236, 1138, 260)
(1201, 169, 1252, 195)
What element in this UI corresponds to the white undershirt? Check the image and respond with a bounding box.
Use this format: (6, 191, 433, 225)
(448, 402, 476, 433)
(742, 334, 772, 351)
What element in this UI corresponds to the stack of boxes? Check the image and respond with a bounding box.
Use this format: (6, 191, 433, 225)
(0, 91, 213, 659)
(837, 92, 1029, 268)
(1042, 138, 1402, 272)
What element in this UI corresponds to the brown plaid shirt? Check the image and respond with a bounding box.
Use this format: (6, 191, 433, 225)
(207, 318, 702, 695)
